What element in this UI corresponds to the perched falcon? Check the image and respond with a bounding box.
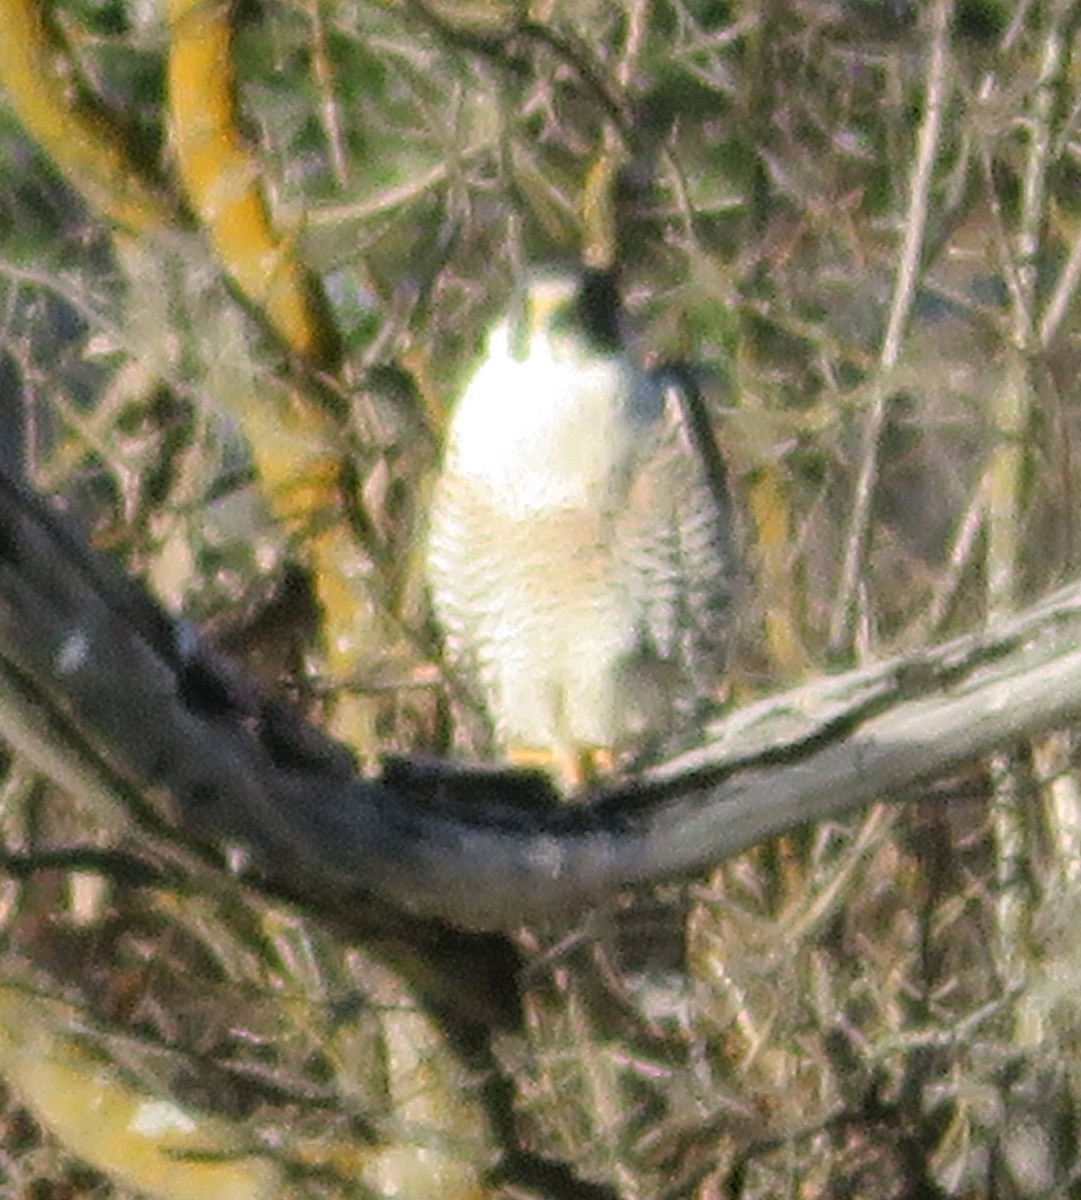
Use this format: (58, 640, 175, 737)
(425, 267, 737, 786)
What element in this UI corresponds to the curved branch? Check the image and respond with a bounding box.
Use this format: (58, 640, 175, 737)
(166, 0, 340, 367)
(1, 467, 1080, 933)
(0, 0, 171, 233)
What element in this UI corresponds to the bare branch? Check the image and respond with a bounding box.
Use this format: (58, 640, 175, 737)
(3, 467, 1081, 933)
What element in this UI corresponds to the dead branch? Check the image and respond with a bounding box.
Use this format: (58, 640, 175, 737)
(2, 466, 1081, 933)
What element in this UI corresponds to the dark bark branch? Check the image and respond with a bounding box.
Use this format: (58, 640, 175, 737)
(1, 466, 1080, 932)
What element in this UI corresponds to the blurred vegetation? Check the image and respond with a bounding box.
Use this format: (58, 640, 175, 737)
(5, 0, 1081, 1196)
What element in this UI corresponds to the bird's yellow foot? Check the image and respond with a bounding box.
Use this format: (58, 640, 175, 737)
(505, 745, 616, 797)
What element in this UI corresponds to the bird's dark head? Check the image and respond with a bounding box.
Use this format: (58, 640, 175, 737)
(507, 266, 624, 361)
(571, 267, 622, 354)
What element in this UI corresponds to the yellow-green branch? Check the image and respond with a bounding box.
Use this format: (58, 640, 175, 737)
(167, 0, 339, 367)
(0, 0, 169, 232)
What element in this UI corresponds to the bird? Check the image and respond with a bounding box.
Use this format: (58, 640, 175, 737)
(425, 266, 738, 790)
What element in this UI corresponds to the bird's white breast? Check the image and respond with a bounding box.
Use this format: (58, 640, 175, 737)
(445, 322, 637, 518)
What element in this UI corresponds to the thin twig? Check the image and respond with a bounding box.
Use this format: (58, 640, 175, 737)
(915, 471, 988, 642)
(828, 0, 954, 654)
(983, 0, 1073, 1019)
(307, 0, 349, 187)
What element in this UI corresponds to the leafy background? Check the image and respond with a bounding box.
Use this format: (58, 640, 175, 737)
(4, 1, 1081, 1197)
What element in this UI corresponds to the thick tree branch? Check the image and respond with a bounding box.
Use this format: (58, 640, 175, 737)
(1, 467, 1080, 933)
